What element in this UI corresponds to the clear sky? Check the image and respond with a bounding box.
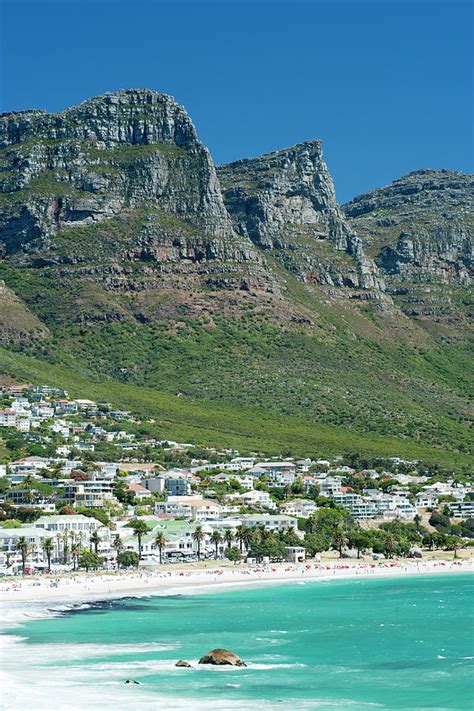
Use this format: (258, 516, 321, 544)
(1, 0, 472, 202)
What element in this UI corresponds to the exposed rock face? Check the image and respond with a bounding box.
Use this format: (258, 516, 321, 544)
(343, 170, 473, 332)
(0, 89, 243, 248)
(218, 141, 386, 295)
(198, 648, 246, 666)
(0, 90, 276, 334)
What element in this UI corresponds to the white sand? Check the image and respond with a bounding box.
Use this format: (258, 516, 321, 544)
(1, 558, 472, 608)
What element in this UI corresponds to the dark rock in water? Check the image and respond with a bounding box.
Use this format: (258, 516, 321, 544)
(198, 648, 246, 666)
(175, 660, 192, 667)
(124, 679, 140, 684)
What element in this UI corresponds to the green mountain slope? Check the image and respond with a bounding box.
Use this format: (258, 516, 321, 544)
(0, 91, 472, 461)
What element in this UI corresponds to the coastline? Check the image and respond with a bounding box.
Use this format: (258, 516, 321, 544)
(1, 558, 472, 616)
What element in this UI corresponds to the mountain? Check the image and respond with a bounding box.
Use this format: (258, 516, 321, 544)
(343, 169, 473, 340)
(0, 90, 472, 462)
(217, 141, 385, 295)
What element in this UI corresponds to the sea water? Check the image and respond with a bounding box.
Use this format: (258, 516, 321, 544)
(1, 574, 473, 710)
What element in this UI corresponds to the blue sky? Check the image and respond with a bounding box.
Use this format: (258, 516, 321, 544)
(1, 0, 472, 202)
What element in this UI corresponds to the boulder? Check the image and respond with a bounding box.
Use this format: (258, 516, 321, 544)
(175, 660, 192, 667)
(198, 648, 246, 667)
(124, 679, 140, 685)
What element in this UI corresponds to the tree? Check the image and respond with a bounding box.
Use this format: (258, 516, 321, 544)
(16, 536, 29, 574)
(61, 531, 70, 564)
(210, 530, 223, 560)
(235, 525, 246, 553)
(445, 535, 462, 559)
(42, 537, 54, 572)
(225, 546, 242, 565)
(71, 540, 81, 571)
(383, 532, 397, 559)
(348, 530, 370, 559)
(129, 519, 149, 559)
(303, 533, 330, 557)
(78, 551, 102, 571)
(249, 538, 286, 562)
(112, 534, 124, 560)
(224, 529, 233, 549)
(192, 524, 205, 560)
(117, 551, 139, 568)
(332, 530, 348, 558)
(413, 514, 422, 533)
(154, 531, 167, 564)
(90, 530, 101, 555)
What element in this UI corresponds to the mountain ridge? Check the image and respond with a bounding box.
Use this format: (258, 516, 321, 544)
(0, 89, 472, 460)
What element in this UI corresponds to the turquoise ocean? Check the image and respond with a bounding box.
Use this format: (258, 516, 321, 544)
(2, 574, 473, 710)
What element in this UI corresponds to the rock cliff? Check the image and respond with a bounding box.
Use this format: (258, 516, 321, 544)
(218, 141, 385, 295)
(343, 170, 473, 334)
(0, 89, 246, 251)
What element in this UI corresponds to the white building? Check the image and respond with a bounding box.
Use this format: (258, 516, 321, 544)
(240, 514, 296, 531)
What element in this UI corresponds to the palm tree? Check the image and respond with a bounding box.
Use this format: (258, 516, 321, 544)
(192, 524, 205, 561)
(235, 525, 246, 553)
(130, 519, 149, 559)
(210, 530, 223, 560)
(242, 526, 256, 551)
(224, 529, 233, 549)
(42, 537, 54, 573)
(383, 532, 397, 559)
(61, 531, 70, 564)
(112, 533, 124, 556)
(90, 530, 101, 555)
(154, 532, 167, 564)
(16, 536, 29, 574)
(71, 540, 81, 571)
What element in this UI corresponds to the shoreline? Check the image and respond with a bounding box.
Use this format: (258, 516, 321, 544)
(1, 558, 472, 619)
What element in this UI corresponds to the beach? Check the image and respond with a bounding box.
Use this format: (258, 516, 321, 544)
(1, 557, 472, 607)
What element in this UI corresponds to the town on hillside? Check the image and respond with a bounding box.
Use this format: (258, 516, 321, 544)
(1, 383, 473, 574)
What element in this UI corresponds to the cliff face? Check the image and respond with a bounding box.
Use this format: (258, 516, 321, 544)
(0, 89, 244, 252)
(0, 90, 276, 329)
(343, 170, 473, 333)
(218, 141, 385, 295)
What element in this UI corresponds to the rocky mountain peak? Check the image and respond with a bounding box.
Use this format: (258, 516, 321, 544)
(0, 89, 199, 151)
(217, 141, 385, 293)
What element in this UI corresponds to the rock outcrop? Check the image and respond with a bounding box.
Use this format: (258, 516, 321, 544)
(198, 648, 246, 667)
(0, 89, 253, 252)
(218, 141, 386, 295)
(175, 660, 192, 667)
(343, 170, 473, 332)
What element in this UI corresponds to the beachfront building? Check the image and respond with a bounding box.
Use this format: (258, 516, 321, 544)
(240, 514, 296, 531)
(34, 514, 101, 535)
(285, 546, 306, 563)
(118, 520, 202, 562)
(0, 526, 60, 571)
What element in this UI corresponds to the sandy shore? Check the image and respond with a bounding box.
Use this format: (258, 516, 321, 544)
(1, 558, 472, 608)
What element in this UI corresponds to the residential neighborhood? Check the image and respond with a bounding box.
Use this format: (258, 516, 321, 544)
(1, 383, 473, 574)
